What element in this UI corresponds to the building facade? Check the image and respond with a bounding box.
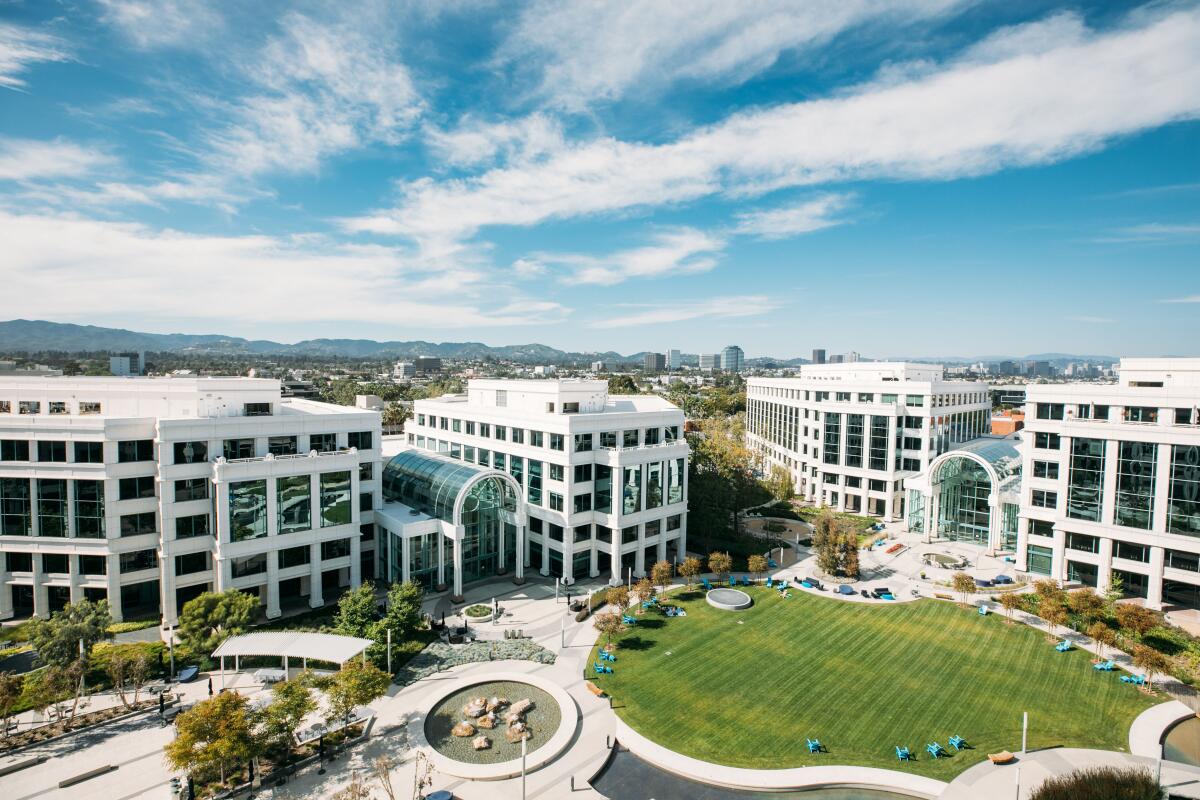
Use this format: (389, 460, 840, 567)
(644, 353, 666, 373)
(667, 349, 682, 371)
(746, 363, 990, 519)
(699, 354, 719, 371)
(396, 379, 688, 588)
(0, 377, 380, 626)
(720, 345, 745, 373)
(1017, 358, 1200, 609)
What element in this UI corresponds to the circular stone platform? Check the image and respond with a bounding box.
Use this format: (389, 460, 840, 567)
(411, 670, 579, 780)
(706, 587, 753, 611)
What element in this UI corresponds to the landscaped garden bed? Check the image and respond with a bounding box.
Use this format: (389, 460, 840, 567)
(462, 604, 494, 622)
(396, 640, 556, 687)
(586, 586, 1159, 779)
(0, 696, 164, 753)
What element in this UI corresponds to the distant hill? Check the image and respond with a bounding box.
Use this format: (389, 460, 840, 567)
(0, 320, 641, 365)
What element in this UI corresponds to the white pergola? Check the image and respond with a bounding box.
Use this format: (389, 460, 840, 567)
(211, 631, 374, 680)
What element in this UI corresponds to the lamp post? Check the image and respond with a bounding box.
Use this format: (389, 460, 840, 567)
(521, 735, 527, 800)
(168, 625, 175, 681)
(387, 628, 392, 674)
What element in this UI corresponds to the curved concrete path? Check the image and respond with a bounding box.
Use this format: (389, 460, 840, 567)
(614, 717, 947, 799)
(1129, 700, 1197, 758)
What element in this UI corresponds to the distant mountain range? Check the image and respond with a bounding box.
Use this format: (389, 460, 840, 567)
(0, 320, 1120, 366)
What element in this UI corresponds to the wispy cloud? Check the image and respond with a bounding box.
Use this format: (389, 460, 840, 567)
(733, 193, 855, 239)
(1160, 295, 1200, 304)
(0, 22, 69, 89)
(97, 0, 224, 50)
(0, 138, 114, 181)
(589, 295, 781, 329)
(499, 0, 968, 109)
(1095, 222, 1200, 242)
(347, 6, 1200, 246)
(532, 228, 726, 286)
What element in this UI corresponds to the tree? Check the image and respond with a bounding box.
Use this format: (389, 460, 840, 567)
(999, 591, 1022, 623)
(764, 465, 793, 502)
(1068, 588, 1106, 628)
(747, 554, 768, 580)
(1033, 579, 1066, 611)
(1043, 603, 1068, 639)
(951, 572, 976, 605)
(177, 590, 261, 656)
(842, 533, 860, 579)
(593, 611, 625, 649)
(708, 551, 732, 580)
(1115, 604, 1158, 638)
(106, 652, 132, 710)
(381, 402, 409, 432)
(333, 772, 373, 800)
(1105, 574, 1126, 608)
(164, 691, 261, 786)
(1131, 644, 1172, 690)
(1088, 622, 1116, 660)
(257, 679, 316, 760)
(0, 672, 22, 737)
(376, 581, 425, 640)
(372, 755, 398, 800)
(605, 586, 630, 613)
(679, 557, 702, 588)
(26, 599, 112, 669)
(20, 668, 58, 723)
(63, 658, 87, 726)
(687, 416, 761, 552)
(325, 661, 390, 726)
(633, 577, 654, 605)
(650, 560, 673, 596)
(607, 375, 638, 395)
(334, 584, 380, 640)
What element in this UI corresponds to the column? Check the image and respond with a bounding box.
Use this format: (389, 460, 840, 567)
(677, 513, 688, 564)
(515, 526, 525, 582)
(634, 526, 646, 578)
(436, 531, 445, 588)
(1097, 537, 1114, 594)
(836, 490, 847, 513)
(308, 542, 323, 608)
(1153, 443, 1172, 533)
(401, 534, 412, 584)
(927, 487, 940, 544)
(589, 541, 599, 579)
(32, 557, 48, 619)
(1050, 527, 1066, 586)
(0, 563, 12, 620)
(349, 532, 362, 589)
(883, 481, 896, 523)
(265, 550, 281, 619)
(451, 536, 463, 600)
(986, 494, 1000, 556)
(1100, 440, 1119, 525)
(861, 491, 870, 517)
(539, 537, 549, 577)
(1015, 519, 1029, 573)
(497, 523, 506, 573)
(657, 532, 667, 564)
(609, 539, 621, 587)
(158, 551, 176, 626)
(562, 540, 574, 586)
(1147, 546, 1166, 610)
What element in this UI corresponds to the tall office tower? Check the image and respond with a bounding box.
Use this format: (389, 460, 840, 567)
(396, 379, 689, 591)
(812, 349, 826, 365)
(109, 352, 144, 377)
(1018, 358, 1200, 609)
(721, 345, 745, 374)
(0, 377, 381, 626)
(745, 363, 990, 520)
(414, 357, 443, 375)
(644, 353, 666, 372)
(667, 349, 682, 371)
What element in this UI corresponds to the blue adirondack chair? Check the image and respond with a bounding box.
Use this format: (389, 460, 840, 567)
(806, 738, 822, 753)
(594, 662, 612, 674)
(926, 742, 945, 758)
(741, 575, 751, 586)
(1094, 659, 1115, 671)
(622, 614, 636, 625)
(1055, 640, 1072, 652)
(702, 578, 713, 590)
(949, 735, 966, 750)
(895, 746, 912, 761)
(765, 577, 775, 588)
(600, 651, 616, 662)
(729, 577, 736, 587)
(768, 559, 778, 568)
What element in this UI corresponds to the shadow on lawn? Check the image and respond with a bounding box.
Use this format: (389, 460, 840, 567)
(618, 636, 655, 652)
(633, 618, 665, 630)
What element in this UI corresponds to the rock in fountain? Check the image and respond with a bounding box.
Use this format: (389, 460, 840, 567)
(477, 712, 497, 729)
(486, 696, 509, 713)
(505, 720, 531, 743)
(505, 698, 534, 724)
(451, 720, 476, 737)
(462, 697, 488, 717)
(472, 735, 491, 750)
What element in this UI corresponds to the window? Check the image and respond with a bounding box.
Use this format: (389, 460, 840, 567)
(79, 402, 101, 415)
(175, 551, 209, 575)
(573, 464, 593, 482)
(621, 525, 639, 544)
(1033, 461, 1060, 480)
(527, 460, 543, 505)
(229, 480, 267, 540)
(74, 441, 103, 463)
(173, 441, 208, 464)
(510, 457, 524, 486)
(244, 403, 272, 416)
(646, 462, 663, 509)
(492, 451, 505, 470)
(1176, 408, 1196, 425)
(1167, 550, 1200, 572)
(37, 479, 67, 536)
(549, 492, 564, 511)
(512, 428, 524, 445)
(1031, 489, 1057, 509)
(845, 476, 862, 489)
(0, 478, 32, 536)
(464, 446, 474, 464)
(0, 440, 30, 461)
(858, 393, 874, 402)
(1066, 532, 1099, 553)
(495, 425, 507, 441)
(48, 401, 67, 415)
(359, 462, 373, 481)
(600, 431, 617, 449)
(905, 395, 925, 407)
(359, 491, 373, 512)
(176, 514, 210, 539)
(1115, 441, 1156, 529)
(0, 401, 9, 414)
(594, 464, 612, 513)
(175, 477, 208, 502)
(622, 430, 638, 448)
(574, 433, 593, 452)
(477, 447, 489, 465)
(78, 555, 106, 575)
(530, 431, 544, 447)
(118, 439, 154, 462)
(278, 545, 310, 569)
(41, 553, 68, 574)
(1036, 403, 1065, 420)
(667, 514, 682, 531)
(549, 523, 564, 541)
(74, 480, 105, 538)
(1170, 445, 1200, 535)
(665, 426, 680, 443)
(347, 431, 372, 450)
(574, 524, 590, 542)
(265, 475, 309, 537)
(1067, 438, 1104, 521)
(480, 423, 491, 437)
(1034, 432, 1061, 450)
(1028, 519, 1055, 537)
(19, 401, 40, 415)
(37, 441, 66, 462)
(573, 493, 592, 513)
(1124, 406, 1158, 423)
(1026, 544, 1053, 576)
(845, 415, 864, 468)
(549, 463, 564, 481)
(119, 511, 156, 537)
(869, 479, 885, 492)
(119, 475, 156, 501)
(119, 549, 158, 574)
(550, 433, 565, 451)
(309, 433, 337, 452)
(623, 466, 642, 514)
(881, 394, 897, 404)
(463, 420, 474, 435)
(268, 436, 297, 456)
(320, 471, 352, 527)
(644, 428, 660, 446)
(223, 438, 255, 460)
(322, 538, 351, 560)
(495, 389, 507, 407)
(822, 413, 840, 465)
(1116, 542, 1150, 563)
(232, 553, 267, 577)
(563, 402, 580, 413)
(667, 458, 684, 505)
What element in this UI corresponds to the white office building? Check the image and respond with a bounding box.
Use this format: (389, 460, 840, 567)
(0, 377, 381, 626)
(388, 379, 688, 594)
(1017, 358, 1200, 609)
(699, 354, 719, 372)
(746, 363, 990, 519)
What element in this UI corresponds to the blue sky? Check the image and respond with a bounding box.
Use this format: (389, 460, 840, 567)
(1, 0, 1198, 359)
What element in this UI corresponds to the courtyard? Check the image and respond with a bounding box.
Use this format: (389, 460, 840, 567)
(588, 585, 1160, 779)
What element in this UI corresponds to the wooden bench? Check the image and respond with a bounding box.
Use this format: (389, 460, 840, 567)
(585, 681, 606, 698)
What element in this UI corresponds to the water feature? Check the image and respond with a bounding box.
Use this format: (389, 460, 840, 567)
(706, 587, 753, 611)
(1163, 716, 1200, 767)
(423, 679, 561, 764)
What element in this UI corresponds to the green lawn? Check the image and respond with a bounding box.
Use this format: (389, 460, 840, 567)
(588, 587, 1160, 779)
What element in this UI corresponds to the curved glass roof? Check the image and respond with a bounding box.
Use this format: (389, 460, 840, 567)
(945, 435, 1022, 483)
(382, 450, 489, 522)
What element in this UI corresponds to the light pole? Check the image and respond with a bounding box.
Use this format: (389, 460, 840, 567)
(168, 625, 175, 681)
(386, 628, 392, 674)
(1021, 711, 1028, 753)
(521, 735, 527, 800)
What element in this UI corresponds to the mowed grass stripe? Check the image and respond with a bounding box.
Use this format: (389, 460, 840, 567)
(588, 588, 1159, 778)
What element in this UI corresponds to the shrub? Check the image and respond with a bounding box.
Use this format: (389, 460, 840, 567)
(463, 604, 491, 618)
(1028, 766, 1160, 800)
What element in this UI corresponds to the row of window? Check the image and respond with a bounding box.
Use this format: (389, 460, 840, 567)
(526, 516, 682, 545)
(1036, 403, 1198, 425)
(415, 415, 679, 451)
(0, 400, 102, 415)
(0, 432, 376, 466)
(229, 471, 358, 541)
